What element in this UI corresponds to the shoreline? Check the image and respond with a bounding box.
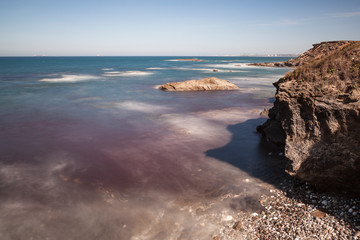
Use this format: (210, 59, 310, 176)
(212, 177, 360, 239)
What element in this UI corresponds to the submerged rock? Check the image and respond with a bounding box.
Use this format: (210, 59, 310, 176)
(158, 77, 239, 91)
(257, 41, 360, 194)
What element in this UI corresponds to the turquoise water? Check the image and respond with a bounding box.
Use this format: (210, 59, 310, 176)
(0, 57, 291, 239)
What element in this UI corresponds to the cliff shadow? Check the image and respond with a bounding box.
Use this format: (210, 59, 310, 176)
(205, 118, 360, 231)
(205, 118, 289, 187)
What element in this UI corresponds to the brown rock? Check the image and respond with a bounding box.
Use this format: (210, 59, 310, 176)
(311, 209, 327, 218)
(158, 77, 239, 91)
(257, 41, 360, 194)
(233, 221, 243, 231)
(259, 109, 269, 117)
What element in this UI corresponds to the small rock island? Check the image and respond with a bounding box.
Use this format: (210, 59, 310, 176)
(158, 77, 239, 91)
(175, 58, 205, 62)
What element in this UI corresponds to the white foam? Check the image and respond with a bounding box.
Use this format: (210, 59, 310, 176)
(160, 107, 262, 138)
(200, 69, 246, 73)
(102, 71, 153, 77)
(205, 62, 285, 69)
(146, 67, 166, 70)
(102, 68, 114, 70)
(170, 67, 245, 73)
(203, 63, 248, 69)
(226, 76, 284, 90)
(165, 59, 205, 62)
(203, 69, 245, 73)
(103, 71, 123, 74)
(218, 60, 241, 63)
(238, 63, 289, 69)
(198, 107, 260, 124)
(228, 75, 285, 83)
(161, 114, 223, 138)
(169, 67, 193, 71)
(111, 101, 171, 114)
(39, 74, 99, 83)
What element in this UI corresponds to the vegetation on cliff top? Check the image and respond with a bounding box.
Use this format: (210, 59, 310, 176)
(283, 41, 360, 97)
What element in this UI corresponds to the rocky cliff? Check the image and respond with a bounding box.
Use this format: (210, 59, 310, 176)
(257, 41, 360, 194)
(249, 41, 353, 67)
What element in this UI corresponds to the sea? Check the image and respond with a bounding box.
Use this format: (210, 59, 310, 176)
(0, 56, 291, 239)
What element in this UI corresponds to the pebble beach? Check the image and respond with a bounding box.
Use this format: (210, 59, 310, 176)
(213, 178, 360, 240)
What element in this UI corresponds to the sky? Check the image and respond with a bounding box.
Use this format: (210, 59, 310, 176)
(0, 0, 360, 56)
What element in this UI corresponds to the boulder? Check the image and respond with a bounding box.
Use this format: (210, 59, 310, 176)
(158, 77, 239, 91)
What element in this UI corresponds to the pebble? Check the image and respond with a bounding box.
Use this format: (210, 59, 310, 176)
(311, 209, 327, 218)
(233, 221, 243, 231)
(214, 178, 360, 239)
(222, 215, 233, 221)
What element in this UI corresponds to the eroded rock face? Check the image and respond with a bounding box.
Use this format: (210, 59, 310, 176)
(159, 77, 239, 91)
(258, 41, 360, 194)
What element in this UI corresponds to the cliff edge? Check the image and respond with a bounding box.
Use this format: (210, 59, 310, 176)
(250, 41, 353, 67)
(257, 41, 360, 194)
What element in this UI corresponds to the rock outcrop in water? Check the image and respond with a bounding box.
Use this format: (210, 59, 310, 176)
(249, 41, 353, 67)
(175, 58, 205, 62)
(159, 77, 239, 91)
(257, 41, 360, 194)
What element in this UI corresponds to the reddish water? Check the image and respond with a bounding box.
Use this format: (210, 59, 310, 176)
(0, 57, 290, 239)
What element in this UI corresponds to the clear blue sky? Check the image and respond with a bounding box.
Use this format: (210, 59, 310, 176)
(0, 0, 359, 56)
